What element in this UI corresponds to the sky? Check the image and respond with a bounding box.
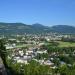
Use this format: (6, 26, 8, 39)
(0, 0, 75, 26)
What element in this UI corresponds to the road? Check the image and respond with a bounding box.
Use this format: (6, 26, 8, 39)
(0, 57, 7, 75)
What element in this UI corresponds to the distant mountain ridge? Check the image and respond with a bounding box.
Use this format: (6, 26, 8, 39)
(0, 22, 75, 35)
(51, 25, 75, 34)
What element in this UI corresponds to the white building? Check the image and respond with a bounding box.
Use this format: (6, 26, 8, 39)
(19, 51, 24, 56)
(17, 59, 28, 64)
(37, 50, 47, 54)
(44, 60, 54, 66)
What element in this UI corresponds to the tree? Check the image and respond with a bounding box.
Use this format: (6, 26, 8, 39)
(59, 64, 68, 75)
(0, 39, 7, 68)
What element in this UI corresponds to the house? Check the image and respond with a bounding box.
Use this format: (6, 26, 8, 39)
(19, 51, 24, 56)
(50, 66, 57, 69)
(5, 44, 14, 49)
(38, 60, 44, 65)
(44, 60, 54, 66)
(37, 50, 47, 54)
(17, 59, 28, 64)
(23, 55, 32, 60)
(26, 50, 34, 55)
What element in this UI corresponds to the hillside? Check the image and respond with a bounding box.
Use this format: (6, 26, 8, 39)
(51, 25, 75, 34)
(0, 23, 51, 35)
(0, 22, 75, 35)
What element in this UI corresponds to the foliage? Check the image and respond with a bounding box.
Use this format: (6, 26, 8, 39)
(0, 39, 7, 68)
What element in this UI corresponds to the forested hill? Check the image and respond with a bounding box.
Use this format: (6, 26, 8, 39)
(0, 22, 75, 35)
(51, 25, 75, 34)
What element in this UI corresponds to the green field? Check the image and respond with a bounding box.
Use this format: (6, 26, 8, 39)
(57, 41, 75, 47)
(16, 44, 35, 48)
(16, 41, 75, 48)
(45, 41, 75, 47)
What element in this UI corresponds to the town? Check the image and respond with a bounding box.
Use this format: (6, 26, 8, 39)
(0, 33, 75, 75)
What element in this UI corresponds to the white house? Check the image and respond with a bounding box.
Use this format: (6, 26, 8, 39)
(17, 59, 28, 64)
(26, 50, 33, 55)
(37, 50, 47, 54)
(19, 51, 24, 56)
(44, 60, 54, 66)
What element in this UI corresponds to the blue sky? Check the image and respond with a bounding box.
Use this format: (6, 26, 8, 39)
(0, 0, 75, 26)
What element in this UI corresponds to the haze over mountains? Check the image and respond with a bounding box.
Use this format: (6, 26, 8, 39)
(0, 22, 75, 35)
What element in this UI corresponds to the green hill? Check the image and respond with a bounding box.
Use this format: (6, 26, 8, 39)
(0, 22, 75, 35)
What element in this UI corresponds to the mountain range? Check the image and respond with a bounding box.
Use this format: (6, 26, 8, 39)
(0, 22, 75, 35)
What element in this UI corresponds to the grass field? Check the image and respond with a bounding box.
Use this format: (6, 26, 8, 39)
(16, 44, 35, 48)
(57, 41, 75, 47)
(16, 41, 75, 48)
